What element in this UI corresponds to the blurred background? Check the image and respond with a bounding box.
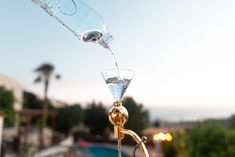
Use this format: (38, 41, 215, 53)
(1, 0, 235, 157)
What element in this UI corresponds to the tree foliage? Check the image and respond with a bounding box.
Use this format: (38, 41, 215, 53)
(228, 114, 235, 129)
(122, 97, 149, 135)
(23, 91, 54, 110)
(56, 104, 83, 135)
(0, 86, 15, 127)
(225, 129, 235, 157)
(162, 119, 235, 157)
(23, 91, 42, 109)
(84, 102, 108, 136)
(186, 121, 227, 157)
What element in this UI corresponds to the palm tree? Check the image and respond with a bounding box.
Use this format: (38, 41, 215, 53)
(34, 63, 60, 147)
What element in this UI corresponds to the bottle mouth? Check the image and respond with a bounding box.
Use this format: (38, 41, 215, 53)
(80, 30, 113, 49)
(98, 33, 114, 49)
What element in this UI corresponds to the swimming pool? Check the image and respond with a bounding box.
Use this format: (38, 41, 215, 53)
(33, 145, 130, 157)
(84, 146, 129, 157)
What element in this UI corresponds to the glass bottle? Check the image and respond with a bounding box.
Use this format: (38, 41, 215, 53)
(31, 0, 113, 49)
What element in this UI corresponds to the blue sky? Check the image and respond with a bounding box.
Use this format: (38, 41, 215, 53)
(1, 0, 235, 121)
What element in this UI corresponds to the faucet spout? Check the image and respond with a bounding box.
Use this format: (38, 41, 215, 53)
(121, 129, 150, 157)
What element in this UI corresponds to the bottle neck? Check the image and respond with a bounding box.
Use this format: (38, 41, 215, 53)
(98, 33, 114, 49)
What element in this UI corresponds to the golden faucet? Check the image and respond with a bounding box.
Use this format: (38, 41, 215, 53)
(108, 101, 150, 157)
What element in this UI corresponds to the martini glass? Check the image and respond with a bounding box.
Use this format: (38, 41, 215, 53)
(101, 68, 134, 157)
(101, 68, 134, 102)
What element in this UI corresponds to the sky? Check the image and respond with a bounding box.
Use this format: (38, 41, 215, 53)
(1, 0, 235, 121)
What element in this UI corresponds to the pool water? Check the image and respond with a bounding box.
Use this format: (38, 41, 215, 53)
(83, 146, 129, 157)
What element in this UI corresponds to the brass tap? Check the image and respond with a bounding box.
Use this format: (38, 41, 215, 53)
(108, 101, 150, 157)
(108, 101, 128, 140)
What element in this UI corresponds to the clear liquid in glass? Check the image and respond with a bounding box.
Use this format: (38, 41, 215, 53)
(106, 77, 131, 101)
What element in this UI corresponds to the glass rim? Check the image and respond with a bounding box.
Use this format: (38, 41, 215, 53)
(101, 68, 135, 80)
(101, 68, 135, 73)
